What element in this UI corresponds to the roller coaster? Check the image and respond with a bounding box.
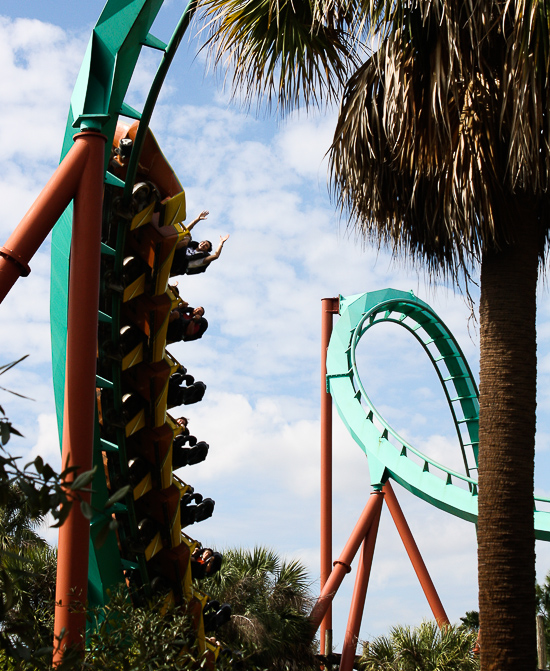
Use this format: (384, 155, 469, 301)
(0, 0, 225, 665)
(0, 2, 549, 670)
(313, 290, 550, 670)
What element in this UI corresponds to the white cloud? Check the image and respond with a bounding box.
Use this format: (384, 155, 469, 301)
(0, 17, 85, 165)
(26, 412, 61, 469)
(274, 109, 337, 181)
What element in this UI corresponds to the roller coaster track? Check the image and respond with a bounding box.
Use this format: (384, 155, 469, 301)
(51, 0, 195, 437)
(326, 289, 550, 540)
(46, 0, 219, 660)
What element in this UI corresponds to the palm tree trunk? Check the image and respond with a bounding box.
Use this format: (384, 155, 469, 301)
(478, 203, 539, 671)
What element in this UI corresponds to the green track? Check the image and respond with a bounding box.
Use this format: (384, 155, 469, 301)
(49, 0, 196, 609)
(326, 289, 550, 540)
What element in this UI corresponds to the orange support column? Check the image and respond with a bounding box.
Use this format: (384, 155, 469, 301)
(383, 481, 449, 626)
(320, 297, 338, 656)
(53, 130, 107, 663)
(311, 489, 385, 632)
(0, 140, 90, 303)
(340, 493, 383, 671)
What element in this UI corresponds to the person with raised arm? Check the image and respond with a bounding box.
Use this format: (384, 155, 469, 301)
(170, 210, 230, 276)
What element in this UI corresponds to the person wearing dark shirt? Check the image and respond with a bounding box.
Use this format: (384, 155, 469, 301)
(190, 547, 223, 579)
(170, 209, 229, 276)
(166, 305, 208, 343)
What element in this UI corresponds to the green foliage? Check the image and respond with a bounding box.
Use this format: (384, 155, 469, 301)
(459, 611, 479, 632)
(0, 471, 143, 668)
(0, 358, 76, 530)
(0, 358, 130, 667)
(80, 591, 203, 670)
(536, 570, 550, 661)
(200, 0, 359, 113)
(203, 547, 317, 670)
(0, 485, 58, 666)
(1, 589, 206, 671)
(360, 621, 479, 671)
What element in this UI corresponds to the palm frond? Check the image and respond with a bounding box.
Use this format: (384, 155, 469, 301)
(0, 386, 35, 401)
(361, 622, 479, 671)
(203, 546, 317, 669)
(198, 0, 362, 112)
(329, 0, 550, 276)
(0, 356, 34, 402)
(0, 356, 29, 376)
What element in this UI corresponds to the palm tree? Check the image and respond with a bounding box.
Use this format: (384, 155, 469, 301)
(459, 611, 479, 633)
(202, 547, 317, 669)
(0, 486, 57, 661)
(360, 621, 479, 671)
(198, 2, 550, 668)
(536, 570, 550, 662)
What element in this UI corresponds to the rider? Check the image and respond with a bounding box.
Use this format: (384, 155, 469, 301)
(170, 210, 229, 276)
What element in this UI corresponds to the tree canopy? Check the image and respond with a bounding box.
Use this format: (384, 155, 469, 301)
(360, 621, 479, 671)
(203, 546, 318, 670)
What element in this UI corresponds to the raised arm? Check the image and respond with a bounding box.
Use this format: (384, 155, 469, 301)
(204, 234, 230, 263)
(175, 210, 210, 250)
(186, 210, 209, 233)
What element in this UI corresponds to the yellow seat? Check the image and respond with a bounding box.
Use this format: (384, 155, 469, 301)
(160, 191, 186, 228)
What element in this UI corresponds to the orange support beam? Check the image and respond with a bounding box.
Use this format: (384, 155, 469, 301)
(0, 138, 91, 302)
(383, 481, 449, 626)
(340, 499, 383, 671)
(320, 297, 338, 655)
(0, 130, 107, 663)
(50, 131, 106, 664)
(311, 489, 385, 632)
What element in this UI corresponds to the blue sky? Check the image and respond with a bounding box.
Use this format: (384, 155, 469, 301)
(1, 0, 550, 651)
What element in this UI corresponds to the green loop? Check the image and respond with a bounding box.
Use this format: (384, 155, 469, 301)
(327, 289, 550, 540)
